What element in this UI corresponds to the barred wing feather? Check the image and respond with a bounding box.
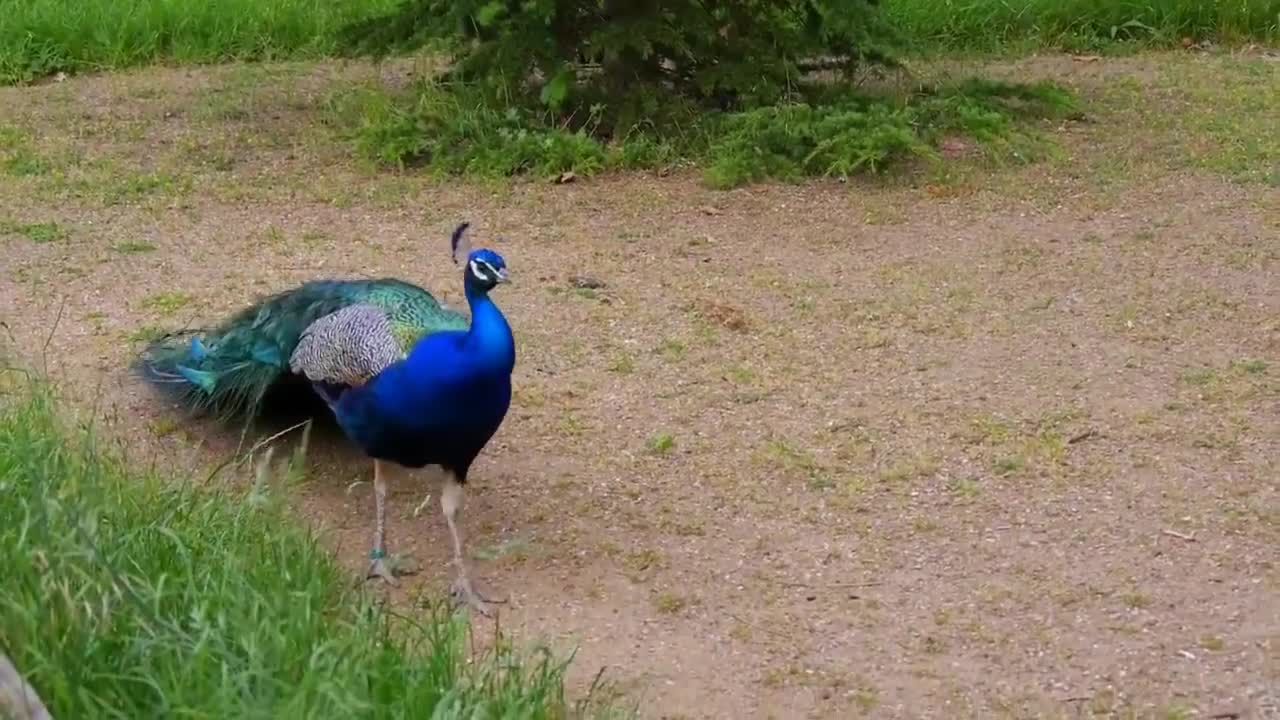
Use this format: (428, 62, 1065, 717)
(290, 304, 403, 387)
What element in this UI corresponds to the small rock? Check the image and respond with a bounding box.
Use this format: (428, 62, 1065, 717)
(569, 275, 606, 290)
(698, 205, 722, 216)
(939, 137, 971, 159)
(554, 171, 576, 184)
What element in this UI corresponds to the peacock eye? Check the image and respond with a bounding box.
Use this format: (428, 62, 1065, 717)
(470, 259, 500, 282)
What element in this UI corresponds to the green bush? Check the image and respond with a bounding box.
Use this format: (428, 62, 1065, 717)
(0, 375, 621, 718)
(340, 0, 897, 134)
(332, 0, 1085, 187)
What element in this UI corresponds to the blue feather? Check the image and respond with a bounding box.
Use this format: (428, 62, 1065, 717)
(189, 336, 208, 362)
(251, 344, 282, 367)
(177, 365, 215, 392)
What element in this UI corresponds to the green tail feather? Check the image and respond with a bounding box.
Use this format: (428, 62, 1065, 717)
(136, 278, 468, 422)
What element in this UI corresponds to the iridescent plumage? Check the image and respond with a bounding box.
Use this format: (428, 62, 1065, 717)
(139, 277, 469, 420)
(137, 223, 514, 615)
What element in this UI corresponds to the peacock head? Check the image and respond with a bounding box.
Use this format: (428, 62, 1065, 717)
(451, 222, 509, 294)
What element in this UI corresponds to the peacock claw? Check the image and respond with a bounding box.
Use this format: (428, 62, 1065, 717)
(366, 557, 399, 586)
(366, 555, 416, 586)
(449, 575, 506, 617)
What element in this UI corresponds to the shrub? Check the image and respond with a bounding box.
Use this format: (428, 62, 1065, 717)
(340, 0, 898, 134)
(334, 0, 1082, 186)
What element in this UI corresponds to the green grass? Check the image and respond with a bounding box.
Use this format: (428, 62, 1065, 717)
(329, 76, 1077, 188)
(139, 290, 194, 316)
(112, 240, 158, 254)
(1, 219, 67, 243)
(0, 0, 399, 85)
(881, 0, 1280, 52)
(3, 0, 1276, 86)
(0, 376, 621, 718)
(1067, 53, 1278, 187)
(646, 433, 676, 455)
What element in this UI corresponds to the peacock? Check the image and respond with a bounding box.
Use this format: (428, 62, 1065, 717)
(138, 223, 514, 615)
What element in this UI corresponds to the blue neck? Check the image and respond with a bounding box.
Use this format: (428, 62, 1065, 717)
(463, 283, 515, 373)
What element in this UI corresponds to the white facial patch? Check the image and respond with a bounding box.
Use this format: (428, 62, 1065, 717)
(470, 258, 498, 281)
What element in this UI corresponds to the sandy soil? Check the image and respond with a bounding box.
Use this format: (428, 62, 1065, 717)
(0, 51, 1277, 719)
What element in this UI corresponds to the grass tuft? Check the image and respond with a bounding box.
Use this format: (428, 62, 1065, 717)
(139, 290, 194, 316)
(112, 240, 158, 254)
(331, 77, 1076, 188)
(326, 82, 612, 178)
(0, 375, 622, 718)
(1, 219, 67, 243)
(646, 432, 676, 455)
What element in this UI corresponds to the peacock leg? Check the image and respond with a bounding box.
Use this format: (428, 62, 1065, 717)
(366, 459, 399, 585)
(442, 473, 505, 616)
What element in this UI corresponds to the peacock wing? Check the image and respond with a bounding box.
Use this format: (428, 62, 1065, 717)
(288, 304, 403, 387)
(361, 279, 471, 346)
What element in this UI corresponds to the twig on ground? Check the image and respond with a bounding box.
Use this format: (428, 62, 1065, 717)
(206, 419, 312, 485)
(726, 611, 790, 641)
(412, 493, 434, 517)
(1162, 529, 1197, 542)
(1068, 428, 1098, 444)
(778, 580, 883, 590)
(40, 296, 68, 377)
(243, 419, 312, 464)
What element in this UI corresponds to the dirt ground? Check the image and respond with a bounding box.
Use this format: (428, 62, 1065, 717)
(0, 51, 1277, 719)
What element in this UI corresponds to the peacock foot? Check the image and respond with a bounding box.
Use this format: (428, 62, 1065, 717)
(365, 549, 416, 587)
(449, 574, 506, 617)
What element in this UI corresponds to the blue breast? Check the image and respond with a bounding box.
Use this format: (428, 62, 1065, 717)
(332, 329, 513, 475)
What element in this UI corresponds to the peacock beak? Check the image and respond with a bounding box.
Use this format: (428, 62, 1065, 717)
(495, 268, 510, 284)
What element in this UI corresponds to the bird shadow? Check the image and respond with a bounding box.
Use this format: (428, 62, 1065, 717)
(174, 376, 370, 474)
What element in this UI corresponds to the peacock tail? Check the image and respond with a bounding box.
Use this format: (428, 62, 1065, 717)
(137, 278, 469, 421)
